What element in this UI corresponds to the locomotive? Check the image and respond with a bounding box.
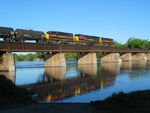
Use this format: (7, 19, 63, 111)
(0, 26, 115, 46)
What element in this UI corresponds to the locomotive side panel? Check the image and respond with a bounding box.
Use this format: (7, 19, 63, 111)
(46, 31, 74, 43)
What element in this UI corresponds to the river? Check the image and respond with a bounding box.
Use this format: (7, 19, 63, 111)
(1, 61, 150, 103)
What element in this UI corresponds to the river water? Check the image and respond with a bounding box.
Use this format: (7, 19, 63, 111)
(1, 61, 150, 103)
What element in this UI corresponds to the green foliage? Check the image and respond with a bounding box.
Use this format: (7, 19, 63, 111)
(65, 52, 79, 61)
(126, 38, 150, 49)
(114, 42, 123, 48)
(15, 53, 47, 61)
(114, 38, 150, 49)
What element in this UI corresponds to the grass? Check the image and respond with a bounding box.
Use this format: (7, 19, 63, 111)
(91, 90, 150, 113)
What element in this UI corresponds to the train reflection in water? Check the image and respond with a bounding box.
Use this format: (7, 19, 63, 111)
(22, 63, 120, 102)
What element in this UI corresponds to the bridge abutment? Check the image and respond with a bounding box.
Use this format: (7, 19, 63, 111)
(78, 53, 97, 65)
(44, 53, 66, 67)
(121, 53, 132, 61)
(0, 52, 15, 71)
(132, 53, 147, 61)
(101, 53, 122, 62)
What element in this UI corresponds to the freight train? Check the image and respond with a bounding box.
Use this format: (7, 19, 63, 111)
(0, 26, 115, 46)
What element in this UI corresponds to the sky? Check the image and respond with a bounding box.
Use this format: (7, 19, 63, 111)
(0, 0, 150, 44)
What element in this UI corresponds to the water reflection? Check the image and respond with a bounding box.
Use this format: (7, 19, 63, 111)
(0, 71, 15, 83)
(121, 61, 132, 70)
(100, 62, 122, 74)
(146, 61, 150, 67)
(45, 67, 66, 80)
(132, 61, 147, 70)
(78, 64, 97, 76)
(9, 61, 150, 102)
(23, 63, 118, 102)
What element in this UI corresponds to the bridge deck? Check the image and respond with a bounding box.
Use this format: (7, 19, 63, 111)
(0, 41, 149, 52)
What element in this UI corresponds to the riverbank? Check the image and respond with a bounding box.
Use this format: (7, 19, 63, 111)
(0, 103, 94, 113)
(0, 75, 32, 108)
(1, 90, 150, 113)
(92, 90, 150, 113)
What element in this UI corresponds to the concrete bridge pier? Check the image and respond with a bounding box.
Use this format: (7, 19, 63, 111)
(132, 53, 147, 61)
(78, 53, 97, 65)
(44, 52, 66, 67)
(121, 53, 132, 61)
(101, 53, 122, 63)
(146, 53, 150, 61)
(0, 52, 15, 71)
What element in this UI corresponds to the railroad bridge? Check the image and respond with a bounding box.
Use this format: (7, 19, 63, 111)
(0, 41, 150, 71)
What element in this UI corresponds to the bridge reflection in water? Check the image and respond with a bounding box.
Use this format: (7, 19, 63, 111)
(2, 61, 150, 102)
(45, 66, 66, 80)
(22, 63, 121, 102)
(78, 64, 97, 76)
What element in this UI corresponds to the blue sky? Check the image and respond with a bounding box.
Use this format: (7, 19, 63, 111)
(0, 0, 150, 44)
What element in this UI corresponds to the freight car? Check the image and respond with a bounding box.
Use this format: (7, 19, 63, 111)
(15, 29, 45, 43)
(0, 26, 14, 41)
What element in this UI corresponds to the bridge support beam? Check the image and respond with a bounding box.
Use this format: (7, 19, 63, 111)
(101, 53, 122, 63)
(146, 53, 150, 61)
(121, 53, 132, 61)
(0, 52, 15, 71)
(132, 53, 147, 61)
(78, 53, 97, 65)
(44, 53, 66, 67)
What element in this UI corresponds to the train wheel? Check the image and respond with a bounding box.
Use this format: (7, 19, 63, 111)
(16, 39, 23, 43)
(4, 37, 12, 42)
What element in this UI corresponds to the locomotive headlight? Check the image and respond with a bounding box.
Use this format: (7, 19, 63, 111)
(99, 37, 102, 44)
(45, 34, 49, 39)
(73, 36, 79, 41)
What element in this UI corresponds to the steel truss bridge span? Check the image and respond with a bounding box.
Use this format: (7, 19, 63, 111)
(0, 41, 150, 53)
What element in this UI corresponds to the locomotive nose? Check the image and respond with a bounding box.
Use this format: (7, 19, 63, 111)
(73, 36, 79, 41)
(45, 34, 49, 39)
